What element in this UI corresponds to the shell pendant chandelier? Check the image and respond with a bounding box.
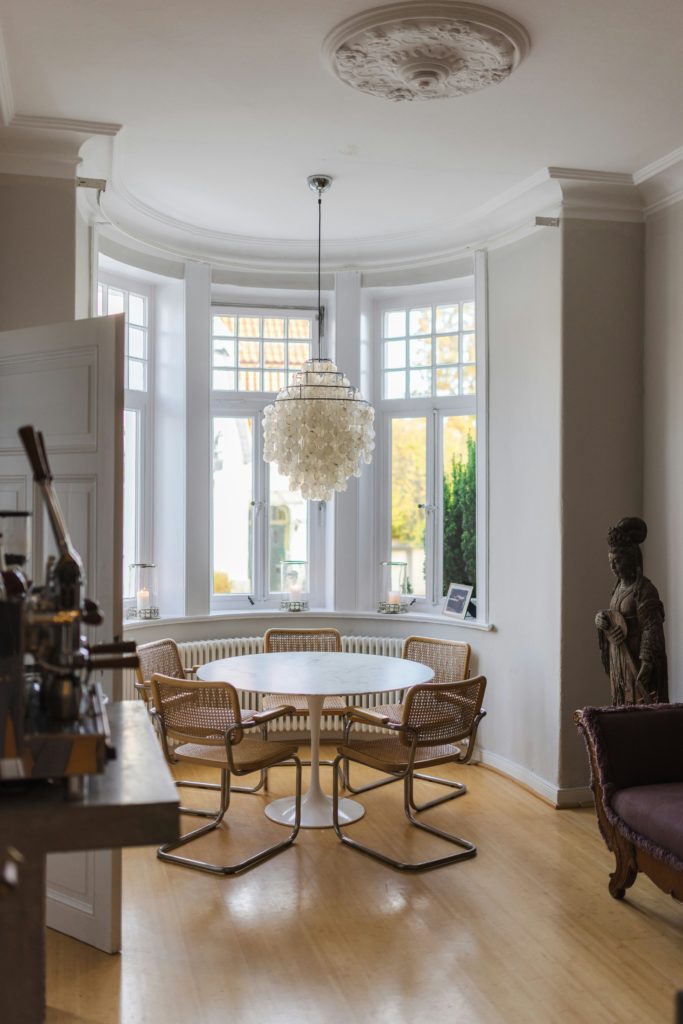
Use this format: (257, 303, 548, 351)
(262, 176, 375, 502)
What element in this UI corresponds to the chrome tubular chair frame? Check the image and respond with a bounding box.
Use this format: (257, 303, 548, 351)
(152, 678, 302, 875)
(138, 638, 266, 810)
(342, 636, 479, 810)
(332, 676, 486, 871)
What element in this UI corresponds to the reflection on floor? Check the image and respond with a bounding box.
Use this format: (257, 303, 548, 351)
(46, 746, 683, 1024)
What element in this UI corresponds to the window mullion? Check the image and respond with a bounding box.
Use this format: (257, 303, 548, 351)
(252, 413, 267, 603)
(426, 408, 439, 607)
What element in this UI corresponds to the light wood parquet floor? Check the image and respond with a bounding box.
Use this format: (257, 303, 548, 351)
(45, 748, 683, 1024)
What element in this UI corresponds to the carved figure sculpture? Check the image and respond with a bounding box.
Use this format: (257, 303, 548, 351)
(595, 517, 668, 705)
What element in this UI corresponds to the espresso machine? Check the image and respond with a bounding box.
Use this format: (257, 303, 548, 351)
(0, 426, 138, 795)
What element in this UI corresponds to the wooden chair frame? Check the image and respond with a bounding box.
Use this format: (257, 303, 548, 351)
(152, 675, 302, 875)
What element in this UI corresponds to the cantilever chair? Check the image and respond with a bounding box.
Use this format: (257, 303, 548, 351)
(261, 629, 347, 769)
(137, 638, 265, 813)
(343, 635, 477, 809)
(151, 673, 302, 875)
(333, 675, 487, 871)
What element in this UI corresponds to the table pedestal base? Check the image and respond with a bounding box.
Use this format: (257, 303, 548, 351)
(265, 793, 364, 829)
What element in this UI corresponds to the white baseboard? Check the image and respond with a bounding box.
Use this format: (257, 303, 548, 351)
(478, 748, 592, 808)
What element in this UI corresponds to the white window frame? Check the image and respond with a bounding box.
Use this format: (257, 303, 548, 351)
(98, 274, 155, 606)
(374, 269, 487, 621)
(209, 303, 326, 611)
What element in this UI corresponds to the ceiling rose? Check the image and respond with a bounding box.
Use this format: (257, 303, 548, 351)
(322, 2, 530, 102)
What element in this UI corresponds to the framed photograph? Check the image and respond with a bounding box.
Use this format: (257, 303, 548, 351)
(443, 582, 473, 620)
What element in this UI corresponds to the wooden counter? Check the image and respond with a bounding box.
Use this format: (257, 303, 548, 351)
(0, 701, 179, 1023)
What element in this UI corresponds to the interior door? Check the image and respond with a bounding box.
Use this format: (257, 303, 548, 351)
(0, 313, 125, 953)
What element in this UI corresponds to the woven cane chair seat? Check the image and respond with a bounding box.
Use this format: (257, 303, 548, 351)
(262, 627, 345, 716)
(338, 735, 462, 773)
(176, 738, 299, 774)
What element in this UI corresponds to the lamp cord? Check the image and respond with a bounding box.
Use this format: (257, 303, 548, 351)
(317, 188, 322, 360)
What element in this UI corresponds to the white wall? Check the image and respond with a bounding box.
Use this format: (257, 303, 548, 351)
(643, 200, 683, 703)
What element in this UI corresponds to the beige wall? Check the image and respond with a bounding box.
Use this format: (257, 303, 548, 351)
(0, 174, 77, 331)
(559, 219, 645, 788)
(643, 201, 683, 704)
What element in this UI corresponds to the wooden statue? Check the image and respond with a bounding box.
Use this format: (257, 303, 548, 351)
(595, 517, 668, 705)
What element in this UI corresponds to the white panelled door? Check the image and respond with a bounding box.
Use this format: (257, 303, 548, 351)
(0, 313, 125, 953)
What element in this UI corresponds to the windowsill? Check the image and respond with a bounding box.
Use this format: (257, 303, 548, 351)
(123, 608, 494, 631)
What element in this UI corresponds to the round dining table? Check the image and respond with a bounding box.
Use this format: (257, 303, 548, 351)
(196, 651, 434, 828)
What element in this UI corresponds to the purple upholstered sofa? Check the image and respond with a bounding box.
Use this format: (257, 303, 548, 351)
(575, 703, 683, 902)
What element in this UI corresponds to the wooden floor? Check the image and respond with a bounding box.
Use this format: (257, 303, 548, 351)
(46, 748, 683, 1024)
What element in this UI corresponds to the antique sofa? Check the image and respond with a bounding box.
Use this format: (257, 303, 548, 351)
(575, 703, 683, 902)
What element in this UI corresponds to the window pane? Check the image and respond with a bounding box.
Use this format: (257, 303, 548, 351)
(107, 288, 124, 315)
(213, 418, 253, 594)
(391, 418, 426, 597)
(436, 335, 458, 365)
(384, 310, 405, 339)
(436, 367, 459, 396)
(442, 415, 476, 598)
(238, 316, 260, 337)
(462, 302, 475, 330)
(384, 339, 405, 369)
(289, 342, 310, 368)
(264, 317, 285, 339)
(128, 326, 145, 359)
(288, 318, 311, 339)
(264, 370, 285, 392)
(238, 340, 260, 367)
(213, 339, 235, 367)
(384, 370, 406, 400)
(128, 359, 146, 392)
(409, 307, 431, 336)
(462, 365, 477, 395)
(462, 333, 476, 363)
(129, 293, 146, 326)
(436, 304, 458, 332)
(264, 342, 285, 367)
(409, 369, 431, 397)
(409, 337, 431, 367)
(123, 409, 138, 600)
(239, 370, 261, 391)
(268, 463, 308, 593)
(213, 369, 235, 391)
(213, 315, 236, 337)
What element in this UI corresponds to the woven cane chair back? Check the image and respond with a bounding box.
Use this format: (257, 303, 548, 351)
(263, 627, 342, 653)
(401, 676, 486, 747)
(136, 637, 186, 697)
(402, 636, 471, 684)
(151, 675, 244, 747)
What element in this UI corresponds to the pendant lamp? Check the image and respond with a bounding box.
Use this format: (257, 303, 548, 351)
(262, 175, 375, 501)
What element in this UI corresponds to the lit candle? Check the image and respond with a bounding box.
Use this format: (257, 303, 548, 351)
(289, 584, 302, 601)
(388, 590, 401, 606)
(137, 587, 150, 611)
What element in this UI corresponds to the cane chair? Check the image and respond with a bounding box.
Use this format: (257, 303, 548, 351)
(343, 636, 475, 808)
(151, 673, 302, 875)
(332, 675, 487, 871)
(137, 638, 265, 811)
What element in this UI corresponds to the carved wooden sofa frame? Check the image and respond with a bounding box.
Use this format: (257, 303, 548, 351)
(575, 703, 683, 903)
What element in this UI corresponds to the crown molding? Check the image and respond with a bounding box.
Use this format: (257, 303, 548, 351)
(10, 114, 121, 136)
(633, 145, 683, 215)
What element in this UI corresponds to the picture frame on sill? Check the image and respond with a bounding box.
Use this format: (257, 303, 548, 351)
(443, 582, 473, 620)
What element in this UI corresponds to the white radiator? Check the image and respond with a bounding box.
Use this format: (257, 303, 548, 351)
(123, 634, 405, 736)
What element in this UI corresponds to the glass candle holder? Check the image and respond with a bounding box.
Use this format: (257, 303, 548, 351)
(127, 563, 160, 620)
(378, 560, 409, 613)
(280, 560, 309, 612)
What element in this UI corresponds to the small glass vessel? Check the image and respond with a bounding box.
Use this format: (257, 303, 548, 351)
(378, 560, 409, 613)
(127, 563, 160, 619)
(280, 560, 309, 612)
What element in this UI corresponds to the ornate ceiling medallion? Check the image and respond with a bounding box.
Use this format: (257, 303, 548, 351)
(322, 2, 530, 102)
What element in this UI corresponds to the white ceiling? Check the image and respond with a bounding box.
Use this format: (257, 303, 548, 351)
(1, 0, 683, 266)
